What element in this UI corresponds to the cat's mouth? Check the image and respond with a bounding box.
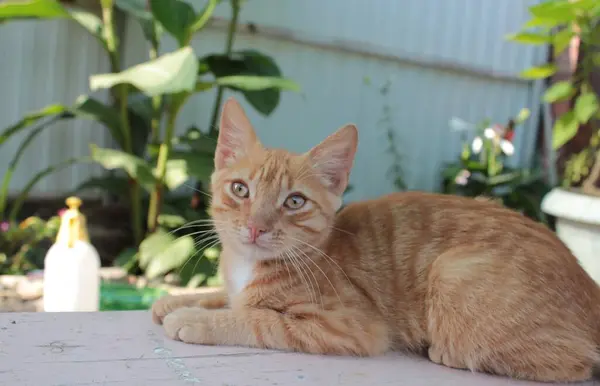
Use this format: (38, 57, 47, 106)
(240, 240, 272, 251)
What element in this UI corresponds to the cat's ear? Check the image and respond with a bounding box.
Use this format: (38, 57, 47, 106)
(307, 124, 358, 195)
(215, 97, 261, 170)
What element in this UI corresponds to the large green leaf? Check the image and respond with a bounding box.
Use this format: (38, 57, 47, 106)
(0, 114, 63, 219)
(505, 32, 551, 45)
(201, 50, 300, 115)
(189, 0, 218, 34)
(90, 47, 199, 97)
(115, 0, 162, 48)
(543, 81, 574, 103)
(73, 174, 131, 197)
(8, 157, 88, 222)
(552, 27, 574, 55)
(216, 75, 300, 92)
(89, 145, 157, 192)
(149, 0, 196, 46)
(138, 230, 174, 269)
(574, 92, 599, 124)
(149, 0, 218, 46)
(124, 93, 153, 156)
(0, 96, 126, 151)
(0, 0, 105, 45)
(164, 151, 214, 190)
(528, 1, 578, 23)
(139, 230, 196, 279)
(145, 235, 195, 279)
(172, 126, 217, 155)
(519, 64, 558, 79)
(0, 104, 68, 145)
(0, 0, 68, 19)
(68, 9, 104, 42)
(72, 95, 125, 147)
(552, 111, 579, 149)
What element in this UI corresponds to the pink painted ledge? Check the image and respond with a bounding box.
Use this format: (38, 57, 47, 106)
(0, 311, 595, 386)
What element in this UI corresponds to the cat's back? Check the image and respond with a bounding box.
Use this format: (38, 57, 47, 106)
(333, 190, 572, 266)
(336, 190, 533, 233)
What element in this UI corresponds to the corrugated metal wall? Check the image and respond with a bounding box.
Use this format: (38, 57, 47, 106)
(0, 19, 110, 197)
(1, 0, 547, 201)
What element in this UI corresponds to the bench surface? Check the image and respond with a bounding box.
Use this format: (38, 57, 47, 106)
(0, 310, 596, 386)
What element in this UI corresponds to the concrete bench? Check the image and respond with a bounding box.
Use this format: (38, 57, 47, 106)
(0, 310, 595, 386)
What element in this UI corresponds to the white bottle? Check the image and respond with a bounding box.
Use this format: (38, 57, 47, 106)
(43, 196, 101, 312)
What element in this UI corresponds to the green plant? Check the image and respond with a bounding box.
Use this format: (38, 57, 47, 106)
(363, 76, 407, 191)
(0, 215, 61, 274)
(0, 0, 299, 285)
(507, 0, 600, 194)
(442, 110, 552, 223)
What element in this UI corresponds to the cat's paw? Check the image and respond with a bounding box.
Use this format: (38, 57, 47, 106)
(151, 295, 188, 325)
(162, 307, 213, 344)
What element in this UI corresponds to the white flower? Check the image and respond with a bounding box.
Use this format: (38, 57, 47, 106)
(472, 126, 515, 156)
(483, 127, 496, 139)
(454, 169, 471, 185)
(471, 137, 483, 154)
(500, 140, 514, 156)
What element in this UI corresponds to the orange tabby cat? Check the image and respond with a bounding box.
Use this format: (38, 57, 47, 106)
(152, 97, 600, 382)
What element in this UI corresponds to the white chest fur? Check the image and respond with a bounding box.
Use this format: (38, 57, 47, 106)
(228, 258, 254, 297)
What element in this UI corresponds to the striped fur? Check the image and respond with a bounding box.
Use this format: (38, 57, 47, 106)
(153, 97, 600, 382)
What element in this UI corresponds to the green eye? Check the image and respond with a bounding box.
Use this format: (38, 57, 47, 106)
(284, 194, 306, 210)
(231, 181, 249, 198)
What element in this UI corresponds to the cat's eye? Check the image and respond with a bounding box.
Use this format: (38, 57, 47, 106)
(284, 194, 306, 210)
(231, 181, 249, 198)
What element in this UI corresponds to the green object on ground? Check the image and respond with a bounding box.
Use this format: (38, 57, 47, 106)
(100, 282, 166, 311)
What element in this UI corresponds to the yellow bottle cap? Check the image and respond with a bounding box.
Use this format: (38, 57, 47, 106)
(56, 196, 90, 248)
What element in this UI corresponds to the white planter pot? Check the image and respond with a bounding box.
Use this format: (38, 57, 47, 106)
(541, 187, 600, 284)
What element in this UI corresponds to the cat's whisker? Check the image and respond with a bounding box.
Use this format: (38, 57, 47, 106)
(288, 245, 326, 310)
(288, 247, 322, 308)
(185, 237, 222, 281)
(287, 236, 353, 288)
(290, 244, 342, 309)
(182, 181, 213, 198)
(192, 234, 221, 248)
(283, 249, 318, 306)
(178, 236, 222, 277)
(275, 242, 295, 288)
(328, 225, 355, 237)
(168, 219, 228, 235)
(185, 229, 218, 239)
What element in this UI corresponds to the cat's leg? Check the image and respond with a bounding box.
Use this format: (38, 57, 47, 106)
(426, 247, 598, 382)
(161, 305, 390, 356)
(152, 288, 228, 325)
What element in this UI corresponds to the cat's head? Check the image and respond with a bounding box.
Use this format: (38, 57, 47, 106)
(209, 97, 357, 261)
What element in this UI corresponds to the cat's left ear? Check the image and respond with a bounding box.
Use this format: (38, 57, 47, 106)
(215, 97, 261, 170)
(307, 124, 358, 195)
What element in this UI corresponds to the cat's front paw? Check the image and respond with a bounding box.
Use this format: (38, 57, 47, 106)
(151, 295, 183, 325)
(162, 307, 213, 344)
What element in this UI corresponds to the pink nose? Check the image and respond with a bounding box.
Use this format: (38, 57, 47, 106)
(248, 225, 267, 243)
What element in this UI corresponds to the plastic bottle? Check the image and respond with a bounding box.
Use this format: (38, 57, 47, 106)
(43, 196, 101, 312)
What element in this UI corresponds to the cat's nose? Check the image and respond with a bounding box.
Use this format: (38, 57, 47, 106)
(247, 221, 268, 243)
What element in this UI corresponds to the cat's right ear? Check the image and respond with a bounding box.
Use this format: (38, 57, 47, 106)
(215, 97, 260, 170)
(307, 124, 358, 196)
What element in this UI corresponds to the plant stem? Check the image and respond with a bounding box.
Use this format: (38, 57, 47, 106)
(208, 0, 241, 136)
(101, 0, 143, 245)
(149, 45, 162, 144)
(119, 85, 143, 245)
(147, 97, 185, 232)
(582, 149, 600, 196)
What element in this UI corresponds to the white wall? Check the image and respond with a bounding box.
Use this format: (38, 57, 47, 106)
(0, 18, 111, 197)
